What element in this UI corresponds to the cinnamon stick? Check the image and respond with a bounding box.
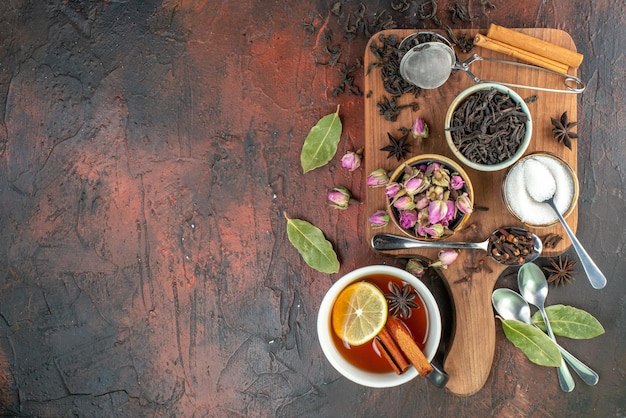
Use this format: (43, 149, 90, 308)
(474, 34, 569, 74)
(375, 328, 411, 375)
(487, 24, 583, 68)
(385, 317, 433, 377)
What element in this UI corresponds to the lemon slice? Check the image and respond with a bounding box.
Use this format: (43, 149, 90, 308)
(331, 282, 388, 346)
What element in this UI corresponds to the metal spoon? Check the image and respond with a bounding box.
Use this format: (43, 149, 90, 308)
(518, 263, 599, 386)
(372, 227, 542, 266)
(517, 267, 575, 392)
(492, 288, 599, 389)
(524, 161, 607, 289)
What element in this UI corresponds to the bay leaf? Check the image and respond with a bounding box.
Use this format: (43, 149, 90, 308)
(499, 317, 562, 367)
(284, 214, 340, 274)
(301, 105, 342, 173)
(531, 304, 605, 339)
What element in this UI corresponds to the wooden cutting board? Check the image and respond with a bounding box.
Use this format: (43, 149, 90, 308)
(363, 28, 579, 396)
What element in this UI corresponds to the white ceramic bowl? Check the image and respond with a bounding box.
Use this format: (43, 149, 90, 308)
(317, 265, 442, 388)
(444, 83, 532, 172)
(502, 152, 579, 227)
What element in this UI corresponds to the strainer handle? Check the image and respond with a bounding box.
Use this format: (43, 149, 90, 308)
(459, 54, 586, 94)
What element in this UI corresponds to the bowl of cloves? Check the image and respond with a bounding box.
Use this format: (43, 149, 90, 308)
(386, 154, 474, 240)
(444, 83, 532, 172)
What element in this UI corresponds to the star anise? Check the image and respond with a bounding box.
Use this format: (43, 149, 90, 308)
(544, 255, 577, 286)
(380, 131, 411, 161)
(385, 282, 419, 318)
(550, 111, 578, 150)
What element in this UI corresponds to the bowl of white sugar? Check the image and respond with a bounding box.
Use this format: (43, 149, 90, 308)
(502, 152, 579, 227)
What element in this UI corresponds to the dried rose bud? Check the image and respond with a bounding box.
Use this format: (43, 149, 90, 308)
(456, 192, 474, 214)
(404, 175, 428, 195)
(428, 200, 449, 224)
(327, 187, 352, 210)
(399, 210, 419, 229)
(418, 223, 444, 238)
(340, 150, 362, 172)
(369, 210, 390, 228)
(430, 250, 459, 269)
(366, 168, 389, 187)
(426, 185, 444, 201)
(411, 116, 429, 139)
(414, 193, 429, 210)
(440, 200, 456, 225)
(393, 195, 416, 211)
(406, 258, 426, 277)
(450, 174, 465, 190)
(385, 182, 402, 199)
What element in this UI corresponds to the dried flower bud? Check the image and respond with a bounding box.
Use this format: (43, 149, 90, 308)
(366, 168, 389, 187)
(428, 200, 449, 224)
(456, 192, 474, 214)
(414, 193, 429, 210)
(385, 182, 402, 199)
(340, 150, 362, 171)
(430, 250, 459, 269)
(327, 186, 352, 210)
(418, 222, 444, 238)
(369, 210, 390, 228)
(406, 258, 427, 277)
(450, 174, 465, 190)
(426, 185, 444, 201)
(399, 210, 419, 229)
(393, 195, 416, 211)
(411, 116, 429, 139)
(404, 175, 428, 195)
(441, 200, 456, 225)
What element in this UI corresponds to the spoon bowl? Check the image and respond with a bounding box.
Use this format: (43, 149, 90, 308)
(372, 227, 542, 266)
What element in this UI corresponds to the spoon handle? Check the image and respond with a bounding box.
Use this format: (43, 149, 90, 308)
(371, 234, 488, 252)
(539, 309, 575, 392)
(548, 200, 607, 289)
(557, 345, 599, 386)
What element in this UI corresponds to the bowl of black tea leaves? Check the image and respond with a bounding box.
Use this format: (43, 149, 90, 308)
(444, 84, 532, 172)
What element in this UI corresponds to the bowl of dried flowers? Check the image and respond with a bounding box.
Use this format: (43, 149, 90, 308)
(444, 83, 532, 172)
(386, 154, 474, 240)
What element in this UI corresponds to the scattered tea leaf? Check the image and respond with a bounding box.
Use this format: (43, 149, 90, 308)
(499, 317, 562, 367)
(532, 305, 605, 339)
(301, 105, 342, 173)
(284, 214, 340, 274)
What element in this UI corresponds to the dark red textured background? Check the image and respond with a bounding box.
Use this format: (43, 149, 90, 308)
(0, 1, 623, 416)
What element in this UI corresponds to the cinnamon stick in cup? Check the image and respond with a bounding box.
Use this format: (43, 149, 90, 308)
(385, 317, 434, 376)
(375, 328, 411, 375)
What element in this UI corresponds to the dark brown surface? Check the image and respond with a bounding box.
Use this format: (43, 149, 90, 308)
(0, 1, 623, 417)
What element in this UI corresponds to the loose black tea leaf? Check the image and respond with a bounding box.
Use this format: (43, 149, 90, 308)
(376, 96, 418, 121)
(416, 0, 438, 20)
(524, 94, 539, 103)
(448, 88, 528, 165)
(368, 34, 421, 99)
(449, 2, 472, 23)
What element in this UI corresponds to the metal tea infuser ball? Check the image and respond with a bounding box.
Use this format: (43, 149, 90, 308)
(398, 32, 585, 94)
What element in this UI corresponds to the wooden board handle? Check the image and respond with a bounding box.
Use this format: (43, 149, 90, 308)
(441, 262, 506, 396)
